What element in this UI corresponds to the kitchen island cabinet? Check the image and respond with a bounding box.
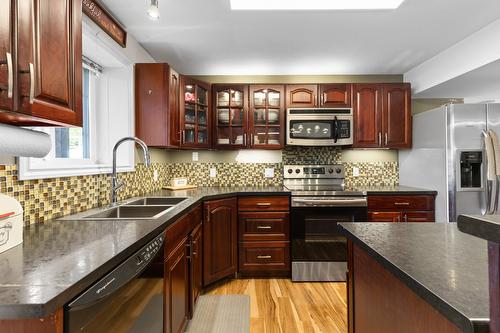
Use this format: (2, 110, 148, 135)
(368, 194, 436, 222)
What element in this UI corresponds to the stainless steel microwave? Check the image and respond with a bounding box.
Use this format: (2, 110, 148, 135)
(286, 108, 353, 146)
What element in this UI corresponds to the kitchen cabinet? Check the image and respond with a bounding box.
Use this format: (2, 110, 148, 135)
(213, 85, 249, 149)
(353, 83, 411, 149)
(164, 205, 202, 333)
(367, 195, 436, 223)
(180, 76, 211, 148)
(203, 197, 238, 285)
(135, 63, 180, 147)
(285, 84, 317, 108)
(238, 196, 291, 277)
(189, 223, 203, 318)
(319, 84, 352, 108)
(0, 0, 82, 127)
(249, 85, 285, 149)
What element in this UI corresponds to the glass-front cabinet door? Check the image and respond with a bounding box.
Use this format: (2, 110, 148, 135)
(180, 76, 211, 148)
(213, 85, 249, 148)
(249, 85, 285, 149)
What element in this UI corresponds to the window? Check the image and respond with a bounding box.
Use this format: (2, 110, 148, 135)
(18, 25, 136, 180)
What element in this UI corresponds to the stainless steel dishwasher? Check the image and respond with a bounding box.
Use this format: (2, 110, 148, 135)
(64, 233, 165, 333)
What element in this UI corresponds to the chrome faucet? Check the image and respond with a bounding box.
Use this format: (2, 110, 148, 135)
(111, 137, 151, 205)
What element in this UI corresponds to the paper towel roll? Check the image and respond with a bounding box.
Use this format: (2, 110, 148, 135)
(0, 124, 52, 158)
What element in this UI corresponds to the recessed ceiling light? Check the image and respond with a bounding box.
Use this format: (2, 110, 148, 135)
(147, 0, 160, 20)
(230, 0, 406, 10)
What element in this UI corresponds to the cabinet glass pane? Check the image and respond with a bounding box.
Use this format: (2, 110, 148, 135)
(197, 127, 208, 144)
(268, 91, 280, 107)
(254, 109, 266, 125)
(231, 90, 244, 107)
(217, 91, 229, 107)
(268, 127, 281, 145)
(184, 85, 195, 102)
(232, 127, 245, 145)
(184, 126, 195, 143)
(253, 127, 267, 145)
(217, 127, 231, 145)
(230, 108, 244, 126)
(253, 91, 266, 107)
(218, 108, 229, 125)
(198, 108, 207, 125)
(197, 86, 208, 105)
(185, 104, 196, 123)
(268, 109, 280, 124)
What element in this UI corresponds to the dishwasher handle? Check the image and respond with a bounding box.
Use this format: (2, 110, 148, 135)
(67, 233, 164, 310)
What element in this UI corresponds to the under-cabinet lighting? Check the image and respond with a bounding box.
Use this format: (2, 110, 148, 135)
(147, 0, 160, 20)
(230, 0, 406, 10)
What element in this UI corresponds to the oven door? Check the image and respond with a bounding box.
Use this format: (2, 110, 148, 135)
(290, 204, 367, 281)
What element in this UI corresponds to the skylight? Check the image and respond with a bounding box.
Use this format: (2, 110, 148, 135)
(230, 0, 406, 10)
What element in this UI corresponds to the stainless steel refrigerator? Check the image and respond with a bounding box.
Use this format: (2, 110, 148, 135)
(399, 103, 500, 223)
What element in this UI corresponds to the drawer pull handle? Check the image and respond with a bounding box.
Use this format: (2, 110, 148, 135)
(394, 202, 410, 206)
(257, 255, 272, 259)
(256, 202, 272, 207)
(257, 225, 272, 230)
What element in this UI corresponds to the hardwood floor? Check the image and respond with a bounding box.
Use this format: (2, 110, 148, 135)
(204, 279, 347, 333)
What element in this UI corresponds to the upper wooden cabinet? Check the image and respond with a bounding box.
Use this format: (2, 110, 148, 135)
(0, 0, 82, 126)
(203, 197, 238, 286)
(135, 63, 180, 147)
(285, 84, 318, 108)
(180, 76, 211, 148)
(249, 85, 285, 149)
(353, 83, 411, 149)
(319, 84, 352, 108)
(213, 84, 249, 149)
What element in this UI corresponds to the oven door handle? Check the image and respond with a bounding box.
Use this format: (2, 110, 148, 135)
(292, 198, 367, 207)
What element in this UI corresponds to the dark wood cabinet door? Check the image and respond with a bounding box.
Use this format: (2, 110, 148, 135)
(249, 85, 285, 149)
(353, 84, 383, 148)
(368, 211, 401, 222)
(180, 76, 211, 148)
(382, 83, 412, 148)
(203, 197, 237, 286)
(319, 84, 352, 108)
(0, 0, 16, 113)
(190, 223, 203, 317)
(403, 211, 434, 223)
(285, 84, 317, 108)
(15, 0, 82, 126)
(165, 237, 189, 333)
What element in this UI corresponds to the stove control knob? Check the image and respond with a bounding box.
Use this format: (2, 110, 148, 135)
(295, 169, 301, 174)
(335, 168, 342, 174)
(287, 169, 293, 174)
(328, 168, 334, 174)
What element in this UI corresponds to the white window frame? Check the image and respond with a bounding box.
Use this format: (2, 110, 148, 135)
(18, 23, 136, 181)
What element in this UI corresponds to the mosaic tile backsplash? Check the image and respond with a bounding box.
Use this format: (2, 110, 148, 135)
(0, 148, 398, 224)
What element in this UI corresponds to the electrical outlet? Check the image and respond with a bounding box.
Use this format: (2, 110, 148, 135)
(353, 167, 360, 177)
(192, 152, 199, 161)
(153, 169, 159, 182)
(210, 168, 217, 178)
(264, 168, 274, 178)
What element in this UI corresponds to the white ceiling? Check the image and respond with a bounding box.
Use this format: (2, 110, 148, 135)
(101, 0, 500, 75)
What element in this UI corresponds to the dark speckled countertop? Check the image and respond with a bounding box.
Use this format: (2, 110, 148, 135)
(339, 222, 489, 333)
(355, 185, 438, 195)
(458, 214, 500, 243)
(0, 186, 288, 319)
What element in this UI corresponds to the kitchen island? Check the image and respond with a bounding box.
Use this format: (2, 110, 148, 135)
(339, 222, 490, 333)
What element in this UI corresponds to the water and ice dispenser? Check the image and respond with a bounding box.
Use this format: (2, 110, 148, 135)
(459, 151, 483, 189)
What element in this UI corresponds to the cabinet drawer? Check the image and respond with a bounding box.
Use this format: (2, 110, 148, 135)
(239, 241, 290, 272)
(403, 211, 435, 222)
(239, 212, 289, 241)
(368, 195, 434, 211)
(238, 196, 290, 212)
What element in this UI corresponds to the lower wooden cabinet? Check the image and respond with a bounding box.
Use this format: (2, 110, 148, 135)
(239, 241, 290, 275)
(368, 195, 436, 223)
(203, 198, 238, 286)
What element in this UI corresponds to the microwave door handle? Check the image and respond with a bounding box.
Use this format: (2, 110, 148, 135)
(333, 116, 339, 143)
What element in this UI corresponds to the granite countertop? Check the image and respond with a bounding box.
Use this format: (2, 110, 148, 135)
(0, 186, 288, 319)
(354, 185, 438, 195)
(458, 214, 500, 243)
(338, 222, 489, 333)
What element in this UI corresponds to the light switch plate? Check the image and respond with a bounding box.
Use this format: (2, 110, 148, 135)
(353, 167, 360, 177)
(210, 168, 217, 178)
(192, 152, 199, 161)
(264, 168, 274, 178)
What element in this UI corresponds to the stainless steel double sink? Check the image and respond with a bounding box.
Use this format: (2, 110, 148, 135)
(60, 197, 188, 221)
